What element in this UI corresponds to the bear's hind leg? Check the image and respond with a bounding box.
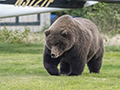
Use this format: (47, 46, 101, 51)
(60, 61, 70, 75)
(87, 54, 103, 73)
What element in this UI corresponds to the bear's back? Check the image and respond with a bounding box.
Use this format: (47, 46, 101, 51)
(73, 17, 99, 33)
(73, 17, 102, 43)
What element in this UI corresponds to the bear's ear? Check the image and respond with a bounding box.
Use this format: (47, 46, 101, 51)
(44, 30, 50, 37)
(61, 30, 68, 37)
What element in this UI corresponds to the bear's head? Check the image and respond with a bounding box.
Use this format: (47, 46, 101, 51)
(44, 15, 76, 58)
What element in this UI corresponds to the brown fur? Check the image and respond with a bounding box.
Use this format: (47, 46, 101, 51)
(43, 15, 104, 76)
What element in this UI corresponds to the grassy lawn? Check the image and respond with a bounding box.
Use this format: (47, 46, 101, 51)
(0, 43, 120, 90)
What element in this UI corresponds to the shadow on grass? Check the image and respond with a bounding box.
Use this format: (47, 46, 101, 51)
(0, 43, 44, 54)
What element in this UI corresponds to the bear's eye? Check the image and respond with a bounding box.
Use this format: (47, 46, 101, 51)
(61, 30, 68, 37)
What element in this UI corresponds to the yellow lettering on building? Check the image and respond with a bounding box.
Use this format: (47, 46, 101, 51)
(45, 0, 54, 7)
(40, 0, 47, 7)
(14, 0, 24, 6)
(29, 0, 36, 7)
(33, 0, 42, 7)
(22, 0, 30, 7)
(14, 0, 54, 7)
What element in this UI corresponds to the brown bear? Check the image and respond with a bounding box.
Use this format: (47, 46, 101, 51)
(43, 15, 104, 76)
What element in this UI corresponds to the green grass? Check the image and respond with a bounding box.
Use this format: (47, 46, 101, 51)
(0, 43, 120, 90)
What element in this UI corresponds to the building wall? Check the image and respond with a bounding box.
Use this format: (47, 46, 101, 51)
(0, 13, 50, 32)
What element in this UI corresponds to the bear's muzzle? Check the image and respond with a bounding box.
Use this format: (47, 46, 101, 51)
(51, 46, 61, 58)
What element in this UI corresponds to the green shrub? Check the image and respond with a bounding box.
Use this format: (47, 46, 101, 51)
(0, 26, 30, 44)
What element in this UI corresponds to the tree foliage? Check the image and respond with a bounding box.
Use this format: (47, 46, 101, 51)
(52, 2, 120, 35)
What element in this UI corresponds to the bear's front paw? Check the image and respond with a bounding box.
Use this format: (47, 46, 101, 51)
(47, 69, 60, 76)
(60, 71, 68, 75)
(49, 73, 60, 76)
(67, 72, 81, 76)
(48, 72, 60, 76)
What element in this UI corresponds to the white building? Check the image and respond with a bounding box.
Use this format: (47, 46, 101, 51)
(0, 13, 51, 32)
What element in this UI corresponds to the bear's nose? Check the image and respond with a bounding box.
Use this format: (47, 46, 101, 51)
(51, 54, 55, 58)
